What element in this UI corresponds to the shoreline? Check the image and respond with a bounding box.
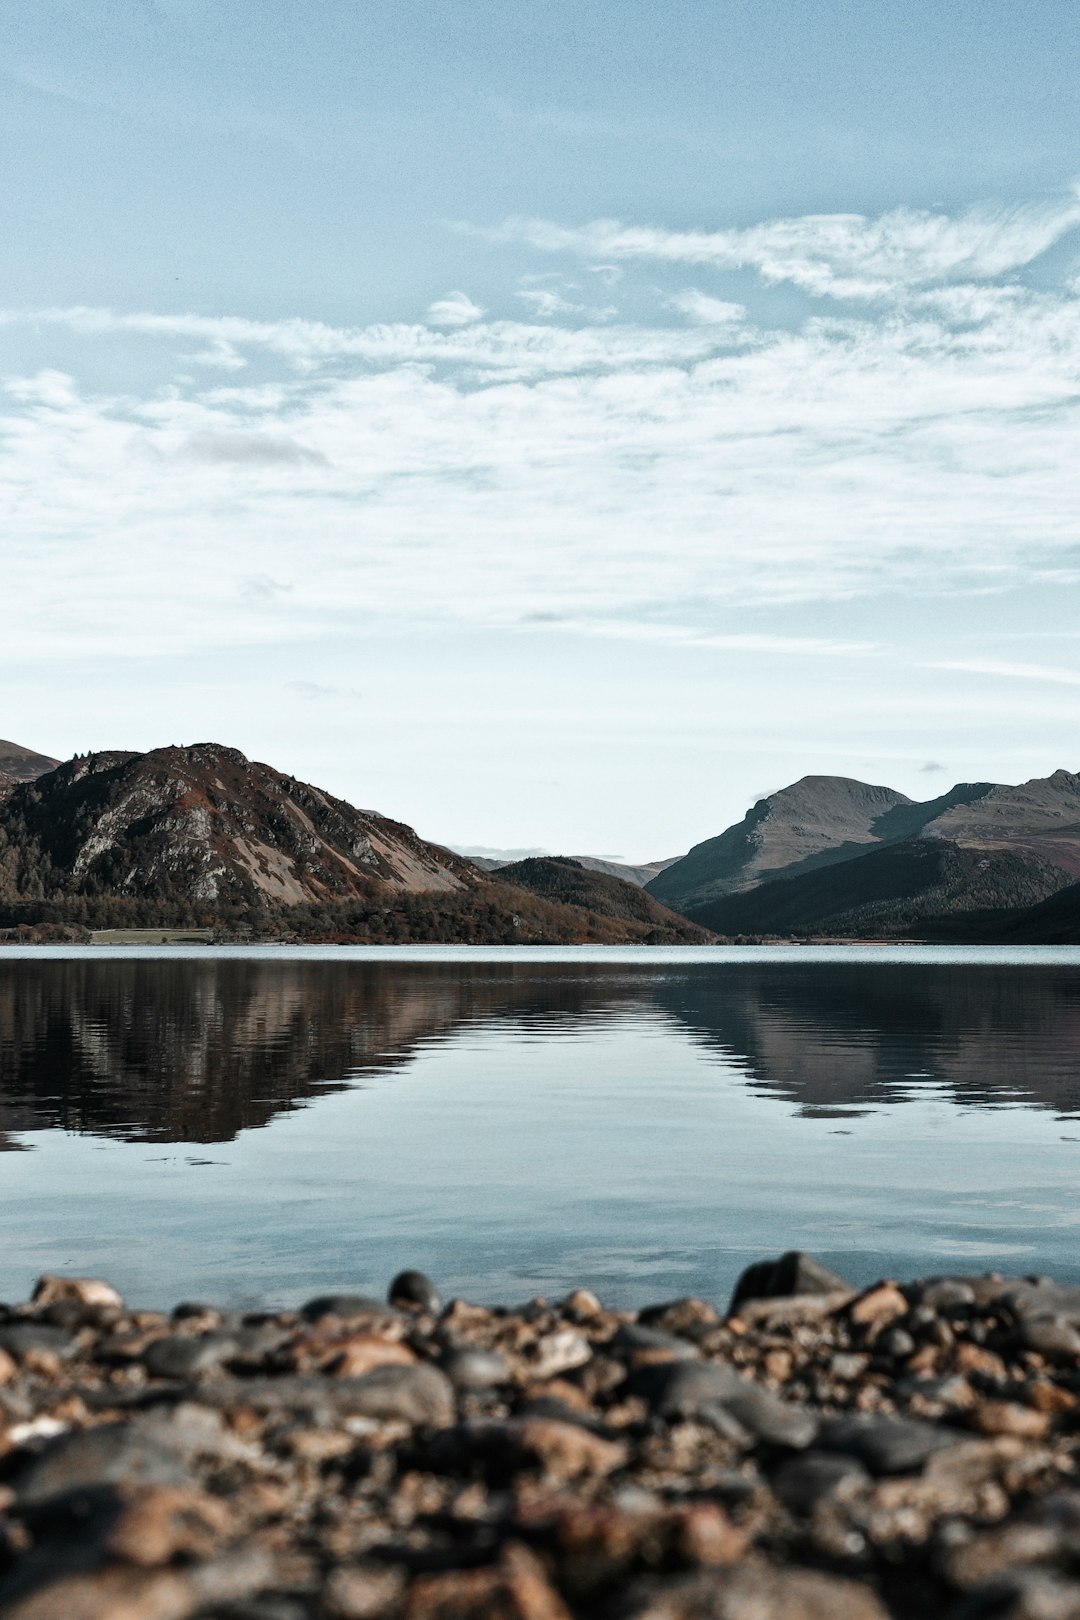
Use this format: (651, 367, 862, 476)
(3, 1255, 1080, 1616)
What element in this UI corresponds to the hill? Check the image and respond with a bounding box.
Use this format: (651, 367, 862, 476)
(689, 838, 1072, 939)
(0, 739, 61, 788)
(0, 743, 711, 945)
(0, 744, 475, 907)
(463, 852, 676, 887)
(986, 879, 1080, 944)
(494, 857, 712, 942)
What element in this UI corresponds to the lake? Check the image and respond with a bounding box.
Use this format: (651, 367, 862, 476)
(2, 945, 1080, 1311)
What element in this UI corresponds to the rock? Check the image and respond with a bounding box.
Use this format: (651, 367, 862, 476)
(404, 1541, 572, 1620)
(948, 1572, 1080, 1618)
(13, 1423, 193, 1507)
(728, 1251, 852, 1316)
(816, 1414, 966, 1475)
(617, 1564, 889, 1618)
(771, 1450, 872, 1514)
(32, 1276, 124, 1312)
(0, 1346, 17, 1384)
(719, 1385, 817, 1450)
(630, 1359, 745, 1416)
(879, 1327, 916, 1359)
(918, 1278, 977, 1312)
(440, 1346, 511, 1390)
(301, 1294, 394, 1323)
(104, 1484, 235, 1565)
(322, 1563, 408, 1618)
(562, 1288, 604, 1321)
(970, 1402, 1051, 1439)
(0, 1322, 77, 1361)
(637, 1299, 719, 1334)
(611, 1324, 701, 1364)
(1017, 1315, 1080, 1362)
(849, 1283, 908, 1327)
(143, 1333, 237, 1379)
(530, 1329, 592, 1379)
(330, 1335, 417, 1377)
(389, 1270, 441, 1314)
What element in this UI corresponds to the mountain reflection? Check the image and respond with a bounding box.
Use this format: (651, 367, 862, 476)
(2, 958, 1080, 1146)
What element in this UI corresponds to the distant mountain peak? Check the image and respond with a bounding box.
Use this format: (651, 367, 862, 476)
(0, 739, 61, 784)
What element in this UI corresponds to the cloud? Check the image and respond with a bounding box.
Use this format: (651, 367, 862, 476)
(477, 191, 1080, 301)
(925, 659, 1080, 687)
(286, 680, 363, 701)
(181, 431, 327, 465)
(668, 289, 747, 325)
(6, 184, 1080, 666)
(517, 286, 585, 318)
(427, 291, 485, 327)
(919, 760, 945, 773)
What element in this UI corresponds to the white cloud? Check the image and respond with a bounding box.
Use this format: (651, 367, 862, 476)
(426, 290, 485, 327)
(5, 185, 1080, 670)
(668, 289, 747, 325)
(478, 191, 1080, 300)
(926, 659, 1080, 687)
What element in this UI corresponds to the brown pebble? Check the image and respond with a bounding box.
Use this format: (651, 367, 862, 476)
(404, 1541, 571, 1620)
(849, 1284, 908, 1328)
(970, 1401, 1051, 1439)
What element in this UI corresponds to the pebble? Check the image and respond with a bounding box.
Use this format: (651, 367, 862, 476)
(0, 1256, 1079, 1618)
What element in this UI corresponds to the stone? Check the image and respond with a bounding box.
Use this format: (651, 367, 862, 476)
(389, 1270, 442, 1314)
(617, 1564, 889, 1619)
(771, 1450, 872, 1514)
(970, 1402, 1051, 1439)
(611, 1324, 701, 1364)
(630, 1359, 745, 1417)
(331, 1335, 417, 1377)
(728, 1251, 852, 1316)
(143, 1333, 237, 1379)
(300, 1294, 394, 1322)
(13, 1423, 192, 1507)
(816, 1414, 966, 1475)
(879, 1328, 916, 1358)
(562, 1288, 604, 1321)
(404, 1541, 572, 1620)
(440, 1346, 512, 1390)
(1017, 1315, 1080, 1362)
(104, 1484, 234, 1565)
(322, 1563, 408, 1618)
(0, 1346, 17, 1384)
(719, 1385, 817, 1449)
(530, 1329, 592, 1379)
(849, 1283, 908, 1328)
(917, 1278, 977, 1312)
(32, 1275, 123, 1311)
(947, 1573, 1080, 1619)
(0, 1322, 77, 1361)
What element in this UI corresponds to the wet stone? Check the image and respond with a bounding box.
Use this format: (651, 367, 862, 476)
(390, 1269, 442, 1313)
(771, 1449, 872, 1514)
(143, 1332, 238, 1379)
(300, 1293, 393, 1322)
(1016, 1314, 1080, 1362)
(440, 1345, 512, 1390)
(728, 1250, 852, 1315)
(612, 1323, 701, 1363)
(816, 1413, 967, 1474)
(13, 1422, 192, 1506)
(0, 1322, 77, 1361)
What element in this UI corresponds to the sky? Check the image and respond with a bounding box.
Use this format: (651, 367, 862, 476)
(5, 0, 1080, 861)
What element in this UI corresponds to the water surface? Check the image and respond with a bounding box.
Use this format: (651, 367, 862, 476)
(2, 945, 1079, 1309)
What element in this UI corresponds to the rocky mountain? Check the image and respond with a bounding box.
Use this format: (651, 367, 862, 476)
(0, 743, 476, 907)
(649, 769, 1080, 929)
(689, 838, 1072, 940)
(464, 852, 676, 887)
(493, 857, 711, 942)
(0, 739, 61, 788)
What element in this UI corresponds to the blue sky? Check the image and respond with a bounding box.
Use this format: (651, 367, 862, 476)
(5, 1, 1080, 858)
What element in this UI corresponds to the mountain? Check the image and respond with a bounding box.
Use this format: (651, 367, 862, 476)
(471, 852, 676, 887)
(987, 879, 1080, 944)
(493, 857, 712, 942)
(0, 739, 61, 788)
(689, 838, 1071, 939)
(0, 743, 711, 945)
(0, 744, 475, 906)
(647, 776, 922, 912)
(649, 770, 1080, 925)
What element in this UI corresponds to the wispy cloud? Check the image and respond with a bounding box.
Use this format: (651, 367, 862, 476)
(426, 290, 485, 328)
(476, 192, 1080, 300)
(5, 185, 1080, 667)
(926, 659, 1080, 687)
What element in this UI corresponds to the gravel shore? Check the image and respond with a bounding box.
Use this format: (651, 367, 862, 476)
(3, 1253, 1080, 1618)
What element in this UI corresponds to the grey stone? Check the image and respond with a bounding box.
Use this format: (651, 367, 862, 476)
(816, 1413, 966, 1475)
(143, 1332, 238, 1379)
(13, 1422, 192, 1506)
(728, 1250, 851, 1316)
(440, 1346, 511, 1390)
(300, 1293, 393, 1322)
(721, 1385, 817, 1449)
(1017, 1314, 1080, 1361)
(0, 1322, 77, 1360)
(389, 1269, 441, 1313)
(198, 1365, 455, 1426)
(630, 1358, 745, 1416)
(772, 1449, 872, 1514)
(611, 1323, 701, 1361)
(917, 1279, 977, 1312)
(879, 1328, 916, 1358)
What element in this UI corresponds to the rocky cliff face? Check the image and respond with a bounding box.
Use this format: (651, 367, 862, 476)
(0, 744, 476, 906)
(650, 770, 1080, 920)
(0, 740, 61, 790)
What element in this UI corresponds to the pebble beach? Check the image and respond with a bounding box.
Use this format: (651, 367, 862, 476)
(3, 1253, 1080, 1618)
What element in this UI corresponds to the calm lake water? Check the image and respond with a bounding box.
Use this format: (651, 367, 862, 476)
(2, 945, 1080, 1311)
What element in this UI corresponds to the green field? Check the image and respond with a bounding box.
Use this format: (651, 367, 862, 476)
(89, 929, 215, 946)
